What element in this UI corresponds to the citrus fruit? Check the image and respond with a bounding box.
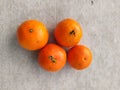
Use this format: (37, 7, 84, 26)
(54, 18, 82, 47)
(68, 45, 92, 70)
(38, 43, 66, 72)
(17, 20, 49, 51)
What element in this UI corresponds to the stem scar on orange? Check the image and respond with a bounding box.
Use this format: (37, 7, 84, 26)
(54, 18, 82, 47)
(17, 20, 49, 51)
(38, 43, 67, 72)
(68, 45, 92, 70)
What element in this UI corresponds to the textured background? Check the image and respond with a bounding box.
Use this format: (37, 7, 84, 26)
(0, 0, 120, 90)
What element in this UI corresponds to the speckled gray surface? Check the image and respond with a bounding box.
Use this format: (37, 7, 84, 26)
(0, 0, 120, 90)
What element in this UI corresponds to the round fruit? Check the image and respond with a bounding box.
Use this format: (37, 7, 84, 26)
(17, 20, 49, 51)
(54, 18, 82, 47)
(68, 45, 92, 70)
(38, 43, 66, 72)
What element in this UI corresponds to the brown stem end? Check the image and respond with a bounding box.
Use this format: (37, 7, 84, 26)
(49, 56, 56, 63)
(29, 29, 33, 33)
(70, 30, 75, 36)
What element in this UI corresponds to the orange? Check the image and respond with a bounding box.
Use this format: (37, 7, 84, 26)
(68, 45, 92, 70)
(17, 20, 49, 51)
(54, 18, 82, 47)
(38, 43, 66, 72)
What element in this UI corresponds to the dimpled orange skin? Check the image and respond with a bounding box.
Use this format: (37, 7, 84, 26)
(38, 43, 67, 72)
(54, 18, 82, 47)
(17, 20, 49, 51)
(68, 45, 92, 70)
